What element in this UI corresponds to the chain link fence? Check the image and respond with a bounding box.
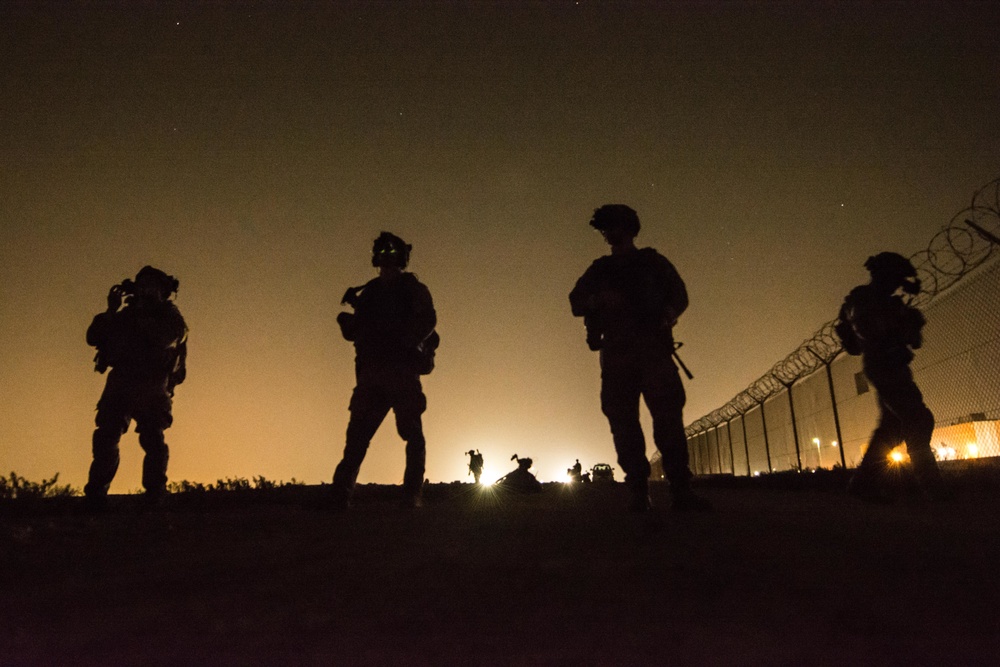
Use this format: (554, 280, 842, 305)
(675, 177, 1000, 477)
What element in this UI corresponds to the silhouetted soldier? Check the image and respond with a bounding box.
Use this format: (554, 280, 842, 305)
(331, 232, 438, 509)
(495, 454, 542, 492)
(570, 205, 708, 512)
(84, 266, 188, 509)
(467, 449, 484, 484)
(835, 252, 945, 501)
(568, 458, 583, 482)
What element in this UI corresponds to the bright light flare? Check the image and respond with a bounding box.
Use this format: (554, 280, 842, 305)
(967, 443, 980, 458)
(936, 445, 956, 460)
(889, 450, 905, 463)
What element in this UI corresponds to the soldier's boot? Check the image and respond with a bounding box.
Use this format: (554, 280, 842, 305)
(401, 475, 424, 509)
(626, 477, 652, 513)
(139, 430, 169, 508)
(83, 427, 123, 513)
(908, 448, 952, 501)
(669, 480, 711, 512)
(401, 437, 425, 508)
(329, 463, 360, 511)
(847, 463, 895, 504)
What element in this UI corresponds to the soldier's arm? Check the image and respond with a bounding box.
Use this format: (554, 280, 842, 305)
(405, 282, 437, 347)
(656, 254, 689, 325)
(569, 265, 600, 317)
(86, 284, 129, 347)
(141, 304, 188, 350)
(85, 312, 117, 348)
(901, 304, 925, 349)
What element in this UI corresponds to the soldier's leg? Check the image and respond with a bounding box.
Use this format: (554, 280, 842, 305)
(86, 421, 126, 499)
(878, 369, 942, 490)
(862, 399, 903, 466)
(851, 391, 904, 498)
(642, 352, 690, 489)
(135, 390, 173, 497)
(644, 350, 708, 510)
(84, 384, 131, 499)
(137, 429, 170, 497)
(393, 379, 428, 500)
(332, 385, 390, 501)
(600, 350, 648, 500)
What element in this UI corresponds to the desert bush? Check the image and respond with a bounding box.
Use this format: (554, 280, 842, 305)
(167, 480, 208, 493)
(215, 477, 252, 491)
(166, 476, 306, 494)
(0, 472, 78, 500)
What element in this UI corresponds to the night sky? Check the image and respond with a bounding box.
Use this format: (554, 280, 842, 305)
(2, 1, 998, 489)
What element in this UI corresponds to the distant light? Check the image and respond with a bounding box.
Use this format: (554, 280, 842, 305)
(832, 441, 838, 448)
(967, 443, 980, 458)
(889, 451, 905, 463)
(812, 437, 820, 446)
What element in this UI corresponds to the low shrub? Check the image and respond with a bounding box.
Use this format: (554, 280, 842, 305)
(0, 472, 78, 500)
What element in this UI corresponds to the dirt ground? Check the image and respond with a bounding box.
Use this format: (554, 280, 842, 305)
(2, 478, 999, 666)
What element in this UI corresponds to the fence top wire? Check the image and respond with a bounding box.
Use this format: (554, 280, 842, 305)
(686, 177, 1000, 437)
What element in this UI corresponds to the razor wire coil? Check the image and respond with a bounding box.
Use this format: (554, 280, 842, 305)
(686, 177, 1000, 437)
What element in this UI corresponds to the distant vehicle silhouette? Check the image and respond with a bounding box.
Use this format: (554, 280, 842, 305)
(590, 463, 615, 483)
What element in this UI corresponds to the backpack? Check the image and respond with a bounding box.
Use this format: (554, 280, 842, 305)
(834, 297, 863, 356)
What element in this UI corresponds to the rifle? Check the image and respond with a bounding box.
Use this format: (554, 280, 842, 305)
(673, 341, 694, 380)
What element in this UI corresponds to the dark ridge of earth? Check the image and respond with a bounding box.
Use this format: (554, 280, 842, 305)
(2, 478, 998, 666)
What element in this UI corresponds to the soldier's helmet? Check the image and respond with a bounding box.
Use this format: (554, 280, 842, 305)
(589, 204, 641, 237)
(372, 232, 411, 269)
(135, 266, 179, 297)
(864, 252, 920, 293)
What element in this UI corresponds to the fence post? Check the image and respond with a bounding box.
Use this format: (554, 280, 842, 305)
(713, 426, 722, 474)
(807, 347, 847, 469)
(726, 419, 736, 475)
(758, 400, 773, 473)
(740, 412, 751, 476)
(781, 379, 803, 471)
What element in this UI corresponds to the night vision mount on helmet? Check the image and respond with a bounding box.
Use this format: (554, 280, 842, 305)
(135, 265, 180, 297)
(589, 204, 641, 236)
(864, 252, 921, 294)
(371, 232, 412, 269)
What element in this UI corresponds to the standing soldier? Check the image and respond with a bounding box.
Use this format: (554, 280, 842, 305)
(835, 252, 945, 501)
(467, 449, 484, 484)
(570, 205, 707, 512)
(331, 232, 438, 509)
(84, 266, 188, 509)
